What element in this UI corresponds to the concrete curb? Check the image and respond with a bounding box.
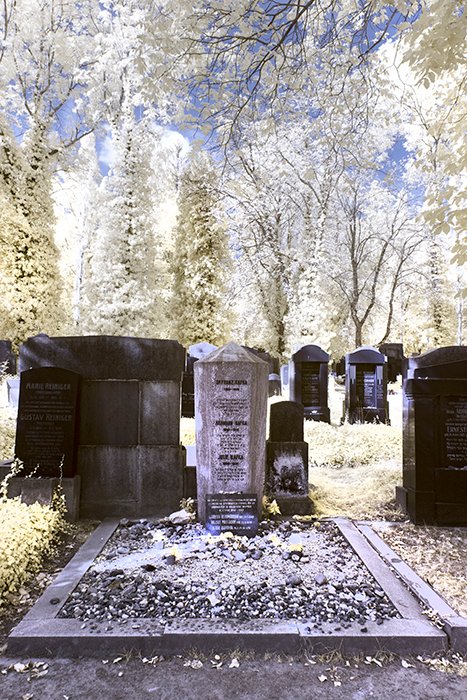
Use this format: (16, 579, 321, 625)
(357, 522, 467, 654)
(7, 519, 448, 658)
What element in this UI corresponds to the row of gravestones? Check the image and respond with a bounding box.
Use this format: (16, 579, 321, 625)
(184, 343, 391, 425)
(1, 334, 466, 529)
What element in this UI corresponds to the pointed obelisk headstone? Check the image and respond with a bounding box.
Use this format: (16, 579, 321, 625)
(194, 342, 268, 533)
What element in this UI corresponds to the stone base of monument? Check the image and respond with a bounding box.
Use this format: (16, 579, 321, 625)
(274, 494, 314, 516)
(6, 476, 81, 521)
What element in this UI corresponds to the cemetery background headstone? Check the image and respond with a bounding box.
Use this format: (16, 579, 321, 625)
(0, 340, 16, 375)
(397, 346, 467, 525)
(280, 364, 289, 397)
(378, 343, 406, 383)
(266, 401, 313, 515)
(181, 354, 196, 418)
(194, 342, 268, 534)
(18, 334, 185, 518)
(268, 373, 282, 397)
(242, 346, 280, 375)
(342, 346, 389, 424)
(289, 344, 330, 423)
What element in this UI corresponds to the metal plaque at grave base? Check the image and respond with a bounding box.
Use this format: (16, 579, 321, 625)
(206, 493, 258, 536)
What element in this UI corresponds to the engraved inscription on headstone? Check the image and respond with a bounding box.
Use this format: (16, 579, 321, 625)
(15, 367, 81, 477)
(206, 493, 258, 536)
(443, 396, 467, 467)
(356, 366, 376, 407)
(194, 342, 268, 525)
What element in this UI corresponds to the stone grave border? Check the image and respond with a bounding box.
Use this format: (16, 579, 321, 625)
(8, 518, 463, 658)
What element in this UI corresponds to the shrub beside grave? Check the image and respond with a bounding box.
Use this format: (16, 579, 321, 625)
(305, 421, 401, 468)
(0, 495, 67, 606)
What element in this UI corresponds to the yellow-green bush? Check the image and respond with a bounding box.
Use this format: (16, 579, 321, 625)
(0, 497, 66, 606)
(305, 421, 402, 468)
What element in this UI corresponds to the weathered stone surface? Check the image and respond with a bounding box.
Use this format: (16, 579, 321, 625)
(194, 342, 268, 525)
(18, 335, 185, 381)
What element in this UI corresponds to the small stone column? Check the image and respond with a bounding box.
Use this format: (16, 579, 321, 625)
(194, 342, 268, 531)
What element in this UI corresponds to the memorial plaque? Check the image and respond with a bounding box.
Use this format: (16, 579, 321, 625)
(15, 367, 81, 477)
(206, 493, 258, 536)
(442, 396, 467, 467)
(194, 342, 268, 524)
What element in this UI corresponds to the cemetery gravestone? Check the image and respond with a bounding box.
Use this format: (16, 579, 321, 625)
(342, 346, 389, 424)
(266, 401, 313, 515)
(15, 367, 81, 478)
(194, 342, 268, 532)
(18, 335, 185, 518)
(289, 344, 330, 423)
(181, 355, 196, 418)
(379, 343, 405, 383)
(268, 373, 282, 397)
(397, 346, 467, 525)
(280, 364, 289, 397)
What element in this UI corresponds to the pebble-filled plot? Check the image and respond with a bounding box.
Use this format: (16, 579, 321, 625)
(60, 519, 399, 630)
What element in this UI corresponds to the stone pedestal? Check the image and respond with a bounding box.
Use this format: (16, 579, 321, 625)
(194, 342, 268, 529)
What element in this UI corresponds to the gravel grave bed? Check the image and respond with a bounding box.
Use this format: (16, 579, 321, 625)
(60, 519, 399, 630)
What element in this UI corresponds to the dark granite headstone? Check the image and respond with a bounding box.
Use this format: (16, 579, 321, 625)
(289, 345, 330, 422)
(0, 340, 16, 375)
(266, 401, 312, 515)
(206, 493, 258, 536)
(342, 346, 389, 424)
(242, 346, 280, 374)
(398, 346, 467, 525)
(15, 367, 81, 477)
(269, 401, 304, 442)
(378, 343, 405, 382)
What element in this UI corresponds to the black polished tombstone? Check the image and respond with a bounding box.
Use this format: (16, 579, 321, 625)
(379, 343, 405, 383)
(266, 401, 313, 515)
(342, 346, 389, 424)
(0, 340, 16, 375)
(289, 345, 330, 422)
(15, 367, 81, 477)
(397, 346, 467, 525)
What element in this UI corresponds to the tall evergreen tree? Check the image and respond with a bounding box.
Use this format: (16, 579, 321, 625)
(169, 150, 231, 346)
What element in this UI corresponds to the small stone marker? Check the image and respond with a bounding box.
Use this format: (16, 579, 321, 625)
(194, 342, 268, 531)
(15, 367, 81, 477)
(266, 401, 313, 515)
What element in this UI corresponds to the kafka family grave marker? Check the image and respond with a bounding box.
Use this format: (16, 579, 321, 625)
(194, 342, 268, 534)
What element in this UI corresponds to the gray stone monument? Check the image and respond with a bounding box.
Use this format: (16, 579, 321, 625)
(194, 342, 268, 532)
